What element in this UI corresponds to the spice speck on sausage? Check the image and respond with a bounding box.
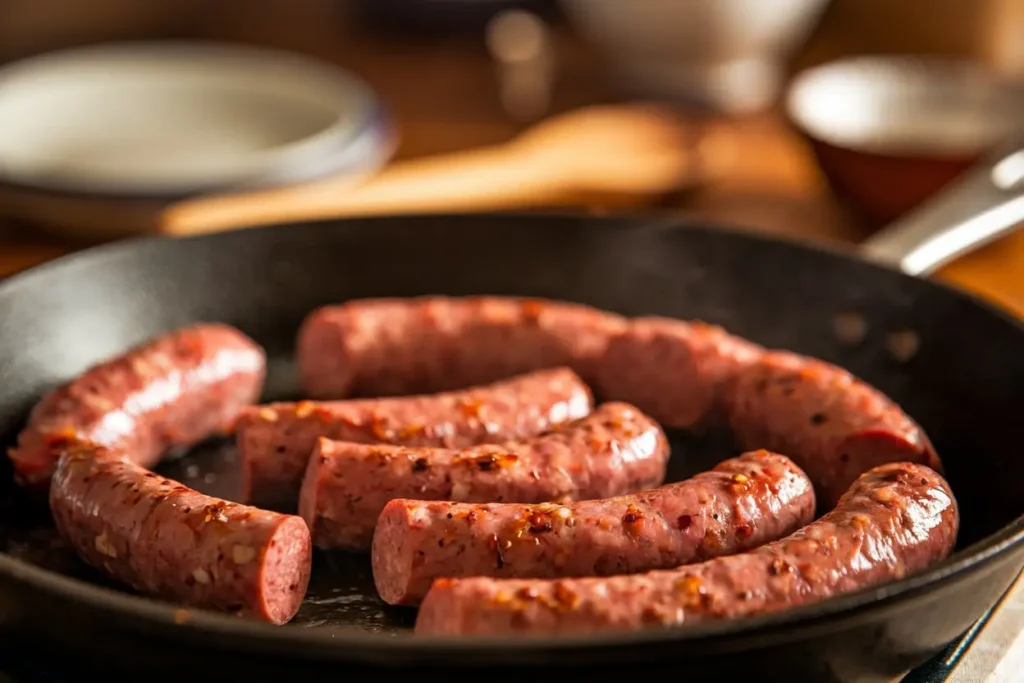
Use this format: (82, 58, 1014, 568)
(308, 402, 669, 552)
(94, 532, 117, 558)
(371, 451, 818, 607)
(527, 512, 554, 534)
(412, 462, 957, 636)
(232, 545, 257, 564)
(246, 367, 595, 511)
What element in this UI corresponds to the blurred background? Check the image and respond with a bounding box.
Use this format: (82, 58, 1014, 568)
(0, 0, 1022, 313)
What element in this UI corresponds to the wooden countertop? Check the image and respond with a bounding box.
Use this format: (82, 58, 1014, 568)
(1, 1, 1022, 318)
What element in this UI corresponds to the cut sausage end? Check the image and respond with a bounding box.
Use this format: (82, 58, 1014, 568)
(297, 438, 327, 542)
(236, 405, 309, 512)
(296, 308, 358, 399)
(371, 499, 420, 605)
(414, 578, 463, 635)
(257, 516, 313, 625)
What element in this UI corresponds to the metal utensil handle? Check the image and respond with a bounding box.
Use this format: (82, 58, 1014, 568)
(859, 144, 1024, 276)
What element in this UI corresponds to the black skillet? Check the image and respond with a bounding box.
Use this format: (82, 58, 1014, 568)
(0, 145, 1023, 683)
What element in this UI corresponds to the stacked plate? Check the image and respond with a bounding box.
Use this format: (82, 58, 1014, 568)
(0, 41, 395, 236)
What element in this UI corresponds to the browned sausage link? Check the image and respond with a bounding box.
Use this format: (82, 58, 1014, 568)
(49, 441, 312, 625)
(296, 296, 627, 399)
(594, 316, 764, 430)
(297, 296, 941, 510)
(414, 462, 958, 636)
(372, 450, 815, 605)
(726, 351, 942, 509)
(299, 402, 670, 551)
(9, 323, 266, 492)
(237, 367, 593, 510)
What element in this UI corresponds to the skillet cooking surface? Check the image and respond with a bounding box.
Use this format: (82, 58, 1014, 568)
(0, 214, 1022, 671)
(0, 377, 741, 634)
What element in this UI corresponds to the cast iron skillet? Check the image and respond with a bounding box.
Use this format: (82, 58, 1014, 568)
(0, 146, 1022, 682)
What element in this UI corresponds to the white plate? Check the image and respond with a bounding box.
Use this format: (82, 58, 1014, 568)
(786, 56, 1024, 158)
(0, 41, 393, 197)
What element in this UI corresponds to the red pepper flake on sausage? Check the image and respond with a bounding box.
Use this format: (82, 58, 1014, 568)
(370, 451, 815, 605)
(412, 461, 957, 636)
(10, 323, 266, 492)
(304, 402, 669, 552)
(238, 367, 594, 510)
(49, 438, 311, 626)
(725, 350, 942, 509)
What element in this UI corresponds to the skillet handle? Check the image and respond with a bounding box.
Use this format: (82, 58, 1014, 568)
(858, 144, 1024, 276)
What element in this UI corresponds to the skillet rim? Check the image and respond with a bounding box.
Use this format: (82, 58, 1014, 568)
(1, 212, 1022, 658)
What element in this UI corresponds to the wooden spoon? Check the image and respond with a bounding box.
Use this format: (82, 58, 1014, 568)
(0, 105, 734, 240)
(160, 104, 735, 236)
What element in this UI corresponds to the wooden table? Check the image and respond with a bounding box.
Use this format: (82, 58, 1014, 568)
(0, 5, 1021, 316)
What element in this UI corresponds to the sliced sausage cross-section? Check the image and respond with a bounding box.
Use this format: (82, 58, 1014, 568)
(50, 442, 312, 625)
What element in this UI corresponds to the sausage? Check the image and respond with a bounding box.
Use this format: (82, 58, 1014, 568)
(726, 351, 942, 509)
(50, 441, 311, 625)
(594, 317, 764, 430)
(10, 323, 307, 623)
(237, 367, 593, 510)
(298, 297, 942, 512)
(414, 461, 958, 636)
(8, 323, 265, 492)
(372, 450, 815, 605)
(298, 402, 670, 551)
(296, 296, 627, 399)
